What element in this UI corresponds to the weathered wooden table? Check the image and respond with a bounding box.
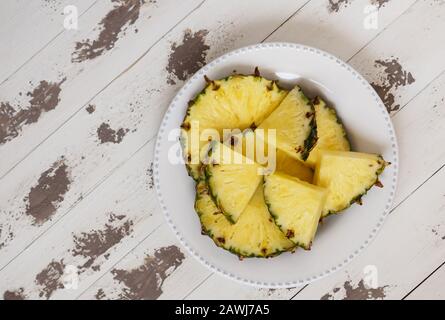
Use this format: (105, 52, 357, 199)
(0, 0, 444, 300)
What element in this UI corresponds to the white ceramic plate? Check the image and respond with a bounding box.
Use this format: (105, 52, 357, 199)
(154, 43, 398, 288)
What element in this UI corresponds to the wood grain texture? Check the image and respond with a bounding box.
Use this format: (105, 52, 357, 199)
(0, 0, 203, 178)
(0, 0, 97, 84)
(0, 0, 310, 299)
(1, 0, 445, 300)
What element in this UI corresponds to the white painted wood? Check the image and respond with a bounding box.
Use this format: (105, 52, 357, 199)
(0, 0, 204, 178)
(0, 0, 310, 298)
(406, 264, 445, 300)
(0, 140, 170, 299)
(0, 0, 97, 84)
(267, 0, 417, 61)
(78, 223, 208, 300)
(1, 0, 445, 300)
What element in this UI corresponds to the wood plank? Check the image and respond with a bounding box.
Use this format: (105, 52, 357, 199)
(267, 0, 417, 60)
(405, 263, 445, 300)
(78, 223, 208, 300)
(0, 0, 204, 178)
(0, 0, 310, 298)
(292, 67, 445, 300)
(0, 140, 171, 299)
(2, 3, 443, 298)
(0, 0, 97, 84)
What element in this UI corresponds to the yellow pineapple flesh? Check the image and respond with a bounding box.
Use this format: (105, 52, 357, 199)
(314, 151, 388, 217)
(257, 86, 317, 162)
(180, 75, 288, 180)
(195, 181, 294, 258)
(205, 142, 263, 223)
(263, 173, 326, 249)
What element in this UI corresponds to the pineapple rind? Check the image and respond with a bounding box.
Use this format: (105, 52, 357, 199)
(305, 97, 351, 168)
(195, 179, 294, 258)
(257, 86, 317, 162)
(315, 151, 388, 217)
(205, 142, 263, 224)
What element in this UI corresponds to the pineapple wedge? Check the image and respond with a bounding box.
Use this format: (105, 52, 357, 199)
(257, 86, 317, 162)
(205, 141, 263, 223)
(225, 130, 313, 183)
(195, 180, 294, 258)
(314, 151, 388, 217)
(180, 74, 288, 180)
(263, 173, 326, 249)
(306, 97, 350, 168)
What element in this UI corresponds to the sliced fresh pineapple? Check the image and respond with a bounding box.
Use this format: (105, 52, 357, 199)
(275, 148, 314, 183)
(224, 130, 313, 182)
(305, 97, 350, 168)
(314, 151, 388, 217)
(263, 173, 326, 249)
(195, 180, 294, 258)
(205, 142, 263, 223)
(180, 74, 288, 180)
(257, 86, 317, 162)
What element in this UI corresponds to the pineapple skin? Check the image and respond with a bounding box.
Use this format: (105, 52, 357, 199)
(305, 97, 351, 168)
(257, 86, 318, 162)
(202, 141, 261, 224)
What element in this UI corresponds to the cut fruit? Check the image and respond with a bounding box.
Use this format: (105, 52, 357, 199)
(205, 142, 263, 223)
(263, 173, 326, 249)
(275, 148, 314, 183)
(195, 180, 294, 258)
(224, 130, 313, 183)
(180, 74, 288, 180)
(314, 151, 388, 217)
(257, 85, 317, 161)
(305, 97, 350, 168)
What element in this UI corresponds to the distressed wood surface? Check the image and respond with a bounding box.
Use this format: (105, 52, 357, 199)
(1, 0, 444, 300)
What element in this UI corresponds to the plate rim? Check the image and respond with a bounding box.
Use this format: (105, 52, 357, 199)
(153, 42, 399, 288)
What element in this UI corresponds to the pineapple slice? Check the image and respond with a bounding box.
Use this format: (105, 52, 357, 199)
(195, 180, 294, 258)
(305, 97, 350, 168)
(257, 86, 317, 162)
(225, 130, 313, 183)
(275, 148, 314, 183)
(314, 151, 388, 217)
(205, 142, 263, 223)
(263, 173, 326, 249)
(180, 74, 288, 180)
